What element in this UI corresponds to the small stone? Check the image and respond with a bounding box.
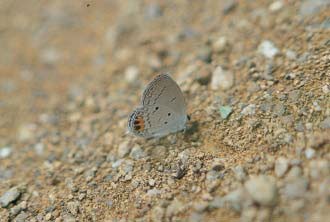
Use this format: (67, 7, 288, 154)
(117, 141, 131, 158)
(269, 1, 284, 12)
(285, 49, 297, 60)
(222, 0, 237, 14)
(147, 188, 162, 196)
(0, 147, 11, 159)
(212, 36, 228, 53)
(286, 166, 302, 180)
(14, 212, 28, 222)
(211, 158, 225, 171)
(319, 117, 330, 129)
(84, 167, 97, 182)
(67, 201, 80, 216)
(219, 106, 233, 119)
(211, 66, 234, 90)
(245, 175, 278, 206)
(106, 200, 113, 208)
(149, 179, 156, 187)
(151, 206, 165, 222)
(0, 187, 21, 207)
(129, 145, 146, 160)
(34, 143, 44, 156)
(45, 213, 52, 220)
(144, 3, 163, 20)
(166, 199, 185, 217)
(300, 0, 330, 16)
(275, 157, 289, 177)
(322, 85, 330, 94)
(193, 201, 209, 212)
(258, 40, 279, 59)
(294, 121, 304, 132)
(283, 178, 309, 199)
(189, 212, 204, 222)
(124, 66, 139, 83)
(223, 188, 251, 212)
(305, 148, 315, 159)
(241, 104, 256, 116)
(241, 207, 257, 221)
(233, 165, 247, 181)
(18, 124, 36, 141)
(197, 47, 212, 63)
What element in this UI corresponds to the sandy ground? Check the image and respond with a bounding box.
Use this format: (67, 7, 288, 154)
(0, 0, 329, 221)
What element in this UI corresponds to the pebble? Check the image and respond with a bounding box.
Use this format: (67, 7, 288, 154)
(232, 165, 247, 181)
(129, 145, 146, 160)
(258, 40, 279, 59)
(67, 201, 80, 216)
(18, 124, 35, 141)
(219, 106, 233, 119)
(10, 204, 23, 216)
(117, 141, 131, 158)
(319, 117, 330, 129)
(222, 0, 237, 14)
(212, 36, 228, 53)
(275, 157, 289, 177)
(244, 175, 278, 206)
(0, 147, 11, 159)
(222, 188, 250, 212)
(211, 66, 234, 90)
(166, 199, 185, 217)
(147, 188, 162, 196)
(197, 47, 212, 63)
(124, 66, 139, 83)
(241, 104, 256, 116)
(305, 148, 315, 159)
(285, 49, 297, 60)
(34, 143, 44, 156)
(300, 0, 330, 16)
(322, 85, 330, 94)
(144, 3, 163, 20)
(193, 201, 209, 212)
(269, 1, 284, 12)
(0, 187, 21, 207)
(283, 178, 309, 199)
(151, 206, 165, 221)
(211, 158, 225, 171)
(286, 166, 302, 180)
(14, 212, 28, 222)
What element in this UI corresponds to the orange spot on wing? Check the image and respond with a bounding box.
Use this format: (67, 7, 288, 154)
(134, 116, 145, 131)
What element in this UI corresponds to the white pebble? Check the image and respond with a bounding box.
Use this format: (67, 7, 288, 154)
(258, 40, 279, 59)
(305, 148, 315, 159)
(269, 1, 284, 12)
(211, 66, 234, 90)
(125, 66, 139, 83)
(0, 147, 11, 158)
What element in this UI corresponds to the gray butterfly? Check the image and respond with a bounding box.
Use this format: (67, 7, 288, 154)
(128, 74, 188, 138)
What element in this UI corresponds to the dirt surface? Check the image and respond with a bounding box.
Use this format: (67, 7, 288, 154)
(0, 0, 330, 221)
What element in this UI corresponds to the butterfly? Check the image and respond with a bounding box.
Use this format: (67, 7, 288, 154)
(128, 74, 188, 138)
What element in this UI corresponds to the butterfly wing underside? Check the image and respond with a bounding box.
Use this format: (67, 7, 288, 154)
(128, 74, 187, 138)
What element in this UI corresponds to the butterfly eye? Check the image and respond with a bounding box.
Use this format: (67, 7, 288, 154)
(155, 107, 159, 111)
(168, 113, 171, 116)
(164, 121, 168, 124)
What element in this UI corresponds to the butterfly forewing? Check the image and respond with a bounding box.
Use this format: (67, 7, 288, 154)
(141, 74, 186, 116)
